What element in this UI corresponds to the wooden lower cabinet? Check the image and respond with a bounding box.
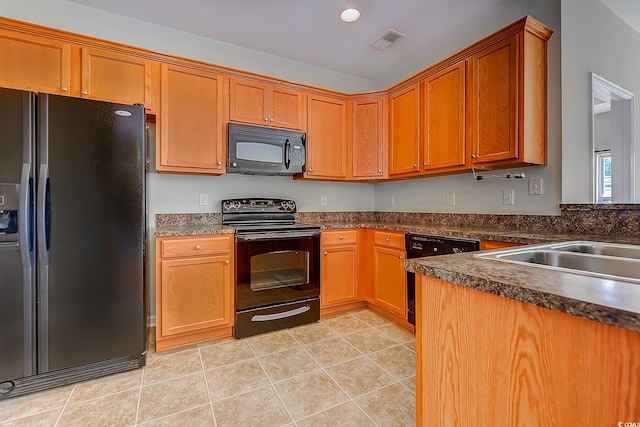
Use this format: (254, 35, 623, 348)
(480, 239, 524, 250)
(156, 234, 234, 351)
(320, 230, 360, 314)
(417, 275, 640, 425)
(372, 231, 407, 320)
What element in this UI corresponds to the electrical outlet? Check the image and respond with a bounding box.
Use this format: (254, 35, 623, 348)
(446, 192, 455, 206)
(388, 194, 395, 206)
(503, 189, 514, 205)
(199, 193, 208, 206)
(528, 178, 543, 195)
(320, 195, 328, 206)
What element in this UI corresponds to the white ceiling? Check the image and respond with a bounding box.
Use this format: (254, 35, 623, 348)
(64, 0, 508, 80)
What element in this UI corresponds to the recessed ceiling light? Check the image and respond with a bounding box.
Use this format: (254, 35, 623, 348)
(340, 8, 361, 23)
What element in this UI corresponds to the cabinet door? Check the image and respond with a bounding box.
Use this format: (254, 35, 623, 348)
(0, 29, 71, 94)
(389, 84, 420, 175)
(160, 254, 232, 336)
(469, 34, 518, 164)
(269, 86, 305, 130)
(373, 246, 407, 316)
(306, 94, 347, 178)
(352, 97, 386, 178)
(321, 245, 358, 308)
(229, 77, 268, 126)
(80, 47, 155, 111)
(423, 62, 466, 171)
(157, 64, 226, 174)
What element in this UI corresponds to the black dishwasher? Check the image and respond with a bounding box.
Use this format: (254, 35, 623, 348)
(406, 234, 480, 325)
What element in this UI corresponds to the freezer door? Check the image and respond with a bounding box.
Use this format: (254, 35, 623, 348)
(37, 95, 145, 373)
(0, 88, 35, 383)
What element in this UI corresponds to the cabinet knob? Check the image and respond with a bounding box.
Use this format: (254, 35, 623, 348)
(269, 118, 274, 122)
(339, 236, 344, 240)
(308, 168, 312, 172)
(61, 87, 68, 92)
(217, 161, 222, 165)
(413, 163, 417, 168)
(225, 260, 230, 264)
(82, 90, 88, 95)
(324, 251, 328, 255)
(399, 256, 404, 260)
(423, 162, 427, 166)
(378, 169, 382, 173)
(384, 237, 390, 242)
(265, 118, 269, 122)
(195, 245, 201, 250)
(471, 154, 477, 159)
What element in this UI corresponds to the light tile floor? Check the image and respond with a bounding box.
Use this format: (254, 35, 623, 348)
(0, 309, 416, 426)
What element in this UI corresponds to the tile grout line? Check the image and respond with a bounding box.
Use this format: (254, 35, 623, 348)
(134, 364, 145, 426)
(291, 326, 379, 427)
(197, 345, 218, 427)
(53, 383, 76, 427)
(245, 334, 298, 427)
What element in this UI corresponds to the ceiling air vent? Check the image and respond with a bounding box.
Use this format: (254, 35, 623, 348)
(370, 29, 405, 50)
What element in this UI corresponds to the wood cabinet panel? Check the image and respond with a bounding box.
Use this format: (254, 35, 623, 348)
(373, 230, 405, 250)
(373, 246, 407, 316)
(351, 97, 386, 178)
(157, 63, 226, 174)
(422, 62, 466, 171)
(156, 234, 234, 350)
(479, 240, 524, 251)
(305, 94, 347, 178)
(469, 35, 519, 164)
(321, 245, 359, 308)
(0, 29, 71, 94)
(389, 84, 420, 176)
(80, 47, 155, 111)
(229, 77, 305, 130)
(417, 275, 640, 426)
(321, 230, 358, 246)
(160, 254, 232, 336)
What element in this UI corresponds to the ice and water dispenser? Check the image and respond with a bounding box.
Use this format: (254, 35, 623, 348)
(0, 184, 19, 243)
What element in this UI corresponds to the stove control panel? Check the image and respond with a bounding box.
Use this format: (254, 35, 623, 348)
(221, 198, 297, 214)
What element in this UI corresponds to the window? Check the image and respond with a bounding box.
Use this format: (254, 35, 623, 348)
(595, 150, 612, 203)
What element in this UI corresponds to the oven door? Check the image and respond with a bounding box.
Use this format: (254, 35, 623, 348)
(234, 230, 320, 337)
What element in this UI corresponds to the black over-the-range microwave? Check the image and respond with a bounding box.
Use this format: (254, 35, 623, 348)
(227, 122, 306, 176)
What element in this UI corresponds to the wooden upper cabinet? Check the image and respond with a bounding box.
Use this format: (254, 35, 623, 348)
(80, 47, 156, 112)
(351, 97, 387, 179)
(0, 29, 71, 94)
(229, 77, 305, 130)
(389, 83, 420, 176)
(305, 94, 347, 179)
(157, 63, 227, 174)
(469, 21, 550, 167)
(469, 35, 518, 164)
(422, 62, 466, 172)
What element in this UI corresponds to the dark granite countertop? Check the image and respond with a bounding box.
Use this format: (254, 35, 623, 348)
(406, 251, 640, 333)
(313, 220, 640, 246)
(154, 224, 235, 237)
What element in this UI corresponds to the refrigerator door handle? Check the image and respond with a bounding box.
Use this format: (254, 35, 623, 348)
(37, 164, 49, 265)
(19, 163, 32, 268)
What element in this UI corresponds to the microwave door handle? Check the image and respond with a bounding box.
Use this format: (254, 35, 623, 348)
(284, 138, 291, 169)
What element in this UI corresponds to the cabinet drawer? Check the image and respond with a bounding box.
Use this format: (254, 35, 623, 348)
(161, 235, 231, 258)
(321, 230, 358, 245)
(374, 231, 405, 249)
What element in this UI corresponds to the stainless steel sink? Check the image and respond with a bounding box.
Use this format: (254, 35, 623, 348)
(547, 242, 640, 260)
(476, 241, 640, 284)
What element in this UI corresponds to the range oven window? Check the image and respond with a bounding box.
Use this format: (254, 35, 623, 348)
(236, 141, 282, 163)
(235, 235, 320, 312)
(250, 250, 309, 291)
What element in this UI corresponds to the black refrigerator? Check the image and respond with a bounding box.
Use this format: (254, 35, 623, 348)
(0, 87, 146, 399)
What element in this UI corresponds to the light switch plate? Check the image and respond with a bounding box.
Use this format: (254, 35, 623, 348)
(199, 193, 208, 206)
(446, 192, 455, 206)
(388, 194, 395, 206)
(503, 189, 514, 205)
(320, 195, 328, 206)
